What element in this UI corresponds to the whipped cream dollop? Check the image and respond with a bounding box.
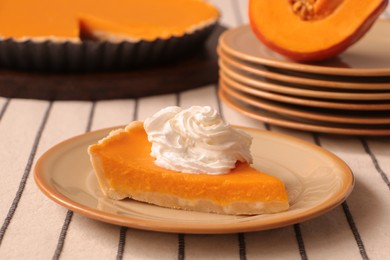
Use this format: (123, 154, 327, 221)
(144, 106, 253, 174)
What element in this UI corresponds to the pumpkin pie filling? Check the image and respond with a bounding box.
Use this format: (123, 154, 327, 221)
(88, 121, 289, 215)
(0, 0, 219, 41)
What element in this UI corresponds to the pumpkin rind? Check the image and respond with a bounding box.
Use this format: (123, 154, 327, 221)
(249, 0, 388, 61)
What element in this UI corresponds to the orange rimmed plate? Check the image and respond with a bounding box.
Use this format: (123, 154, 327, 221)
(34, 125, 354, 234)
(221, 81, 390, 125)
(221, 74, 390, 111)
(219, 61, 390, 101)
(219, 84, 390, 136)
(218, 20, 390, 76)
(218, 49, 390, 90)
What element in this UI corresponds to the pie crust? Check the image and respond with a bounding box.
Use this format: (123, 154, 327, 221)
(88, 121, 289, 215)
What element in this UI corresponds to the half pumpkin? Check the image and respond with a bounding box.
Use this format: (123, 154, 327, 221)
(249, 0, 388, 61)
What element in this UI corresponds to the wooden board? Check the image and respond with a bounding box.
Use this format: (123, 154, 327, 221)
(0, 25, 225, 100)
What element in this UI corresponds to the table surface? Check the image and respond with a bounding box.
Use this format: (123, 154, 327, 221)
(1, 1, 390, 259)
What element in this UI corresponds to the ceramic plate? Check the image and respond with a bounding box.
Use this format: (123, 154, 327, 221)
(218, 50, 390, 90)
(219, 85, 390, 136)
(219, 20, 390, 76)
(222, 81, 390, 125)
(220, 62, 390, 100)
(34, 125, 354, 234)
(222, 75, 390, 111)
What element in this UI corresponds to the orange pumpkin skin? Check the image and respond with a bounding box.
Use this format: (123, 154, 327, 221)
(249, 0, 388, 61)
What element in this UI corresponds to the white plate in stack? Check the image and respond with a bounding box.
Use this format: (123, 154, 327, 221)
(217, 20, 390, 136)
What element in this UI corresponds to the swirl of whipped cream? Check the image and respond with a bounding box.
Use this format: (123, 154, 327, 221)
(144, 106, 253, 174)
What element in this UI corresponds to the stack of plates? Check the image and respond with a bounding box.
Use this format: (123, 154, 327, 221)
(217, 20, 390, 136)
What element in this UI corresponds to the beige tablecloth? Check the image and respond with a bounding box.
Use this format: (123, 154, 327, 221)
(1, 1, 390, 259)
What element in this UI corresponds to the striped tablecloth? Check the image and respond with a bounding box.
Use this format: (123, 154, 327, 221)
(1, 1, 390, 259)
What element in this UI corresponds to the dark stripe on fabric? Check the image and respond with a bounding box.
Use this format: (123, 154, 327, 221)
(263, 121, 308, 259)
(231, 0, 244, 25)
(238, 233, 247, 260)
(116, 99, 138, 259)
(342, 202, 369, 260)
(0, 98, 10, 122)
(132, 98, 139, 122)
(178, 234, 185, 260)
(53, 211, 74, 260)
(216, 85, 248, 260)
(214, 84, 224, 119)
(116, 226, 128, 260)
(0, 101, 52, 246)
(293, 224, 308, 260)
(314, 134, 369, 259)
(291, 133, 320, 260)
(360, 139, 390, 190)
(176, 92, 181, 107)
(53, 102, 96, 259)
(312, 133, 321, 146)
(86, 101, 96, 132)
(174, 94, 186, 260)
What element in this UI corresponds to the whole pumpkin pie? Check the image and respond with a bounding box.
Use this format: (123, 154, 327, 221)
(0, 0, 219, 41)
(0, 0, 219, 71)
(88, 115, 289, 215)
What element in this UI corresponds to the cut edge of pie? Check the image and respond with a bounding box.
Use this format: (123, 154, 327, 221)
(0, 0, 220, 71)
(88, 121, 289, 215)
(78, 13, 219, 43)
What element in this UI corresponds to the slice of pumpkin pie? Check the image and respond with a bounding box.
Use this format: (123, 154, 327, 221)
(88, 106, 289, 215)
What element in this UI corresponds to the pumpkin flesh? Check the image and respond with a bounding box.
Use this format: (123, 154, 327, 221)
(249, 0, 388, 61)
